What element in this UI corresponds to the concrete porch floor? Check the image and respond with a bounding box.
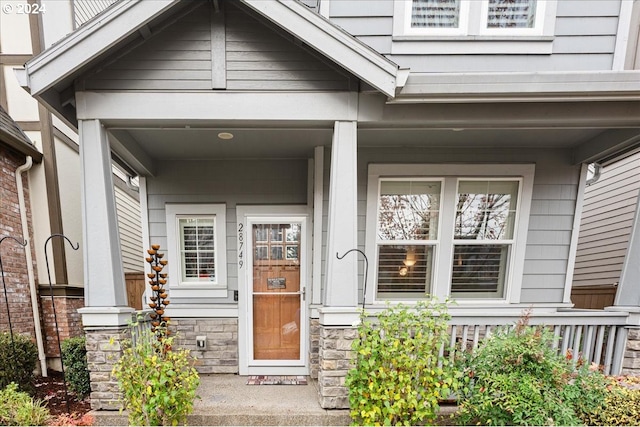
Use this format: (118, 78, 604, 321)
(92, 374, 351, 426)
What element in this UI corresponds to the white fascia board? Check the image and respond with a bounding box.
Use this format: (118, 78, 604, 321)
(24, 0, 179, 96)
(76, 91, 359, 122)
(240, 0, 399, 98)
(395, 71, 640, 103)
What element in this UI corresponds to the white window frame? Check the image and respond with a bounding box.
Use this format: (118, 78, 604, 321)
(392, 0, 557, 55)
(165, 204, 228, 299)
(365, 164, 535, 305)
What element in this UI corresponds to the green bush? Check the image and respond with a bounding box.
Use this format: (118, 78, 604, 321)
(112, 325, 200, 426)
(61, 336, 91, 399)
(0, 383, 50, 426)
(455, 317, 608, 426)
(0, 332, 38, 393)
(346, 298, 465, 426)
(586, 376, 640, 426)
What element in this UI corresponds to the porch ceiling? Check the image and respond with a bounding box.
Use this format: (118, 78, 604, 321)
(109, 125, 605, 164)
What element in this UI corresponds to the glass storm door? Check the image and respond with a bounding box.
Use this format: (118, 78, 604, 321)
(251, 223, 303, 362)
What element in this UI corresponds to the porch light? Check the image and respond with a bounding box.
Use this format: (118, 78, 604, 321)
(217, 132, 234, 140)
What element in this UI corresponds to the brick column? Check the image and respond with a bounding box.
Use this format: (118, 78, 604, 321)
(317, 326, 356, 409)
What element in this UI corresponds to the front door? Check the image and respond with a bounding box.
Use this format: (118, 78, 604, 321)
(238, 208, 308, 375)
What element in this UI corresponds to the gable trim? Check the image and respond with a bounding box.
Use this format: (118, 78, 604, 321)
(240, 0, 399, 98)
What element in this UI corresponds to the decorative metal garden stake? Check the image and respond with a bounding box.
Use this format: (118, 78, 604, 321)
(145, 244, 171, 342)
(44, 234, 79, 415)
(336, 249, 369, 311)
(0, 235, 27, 363)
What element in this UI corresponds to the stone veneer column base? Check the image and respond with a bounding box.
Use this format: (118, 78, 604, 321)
(622, 327, 640, 375)
(84, 326, 128, 410)
(317, 326, 357, 409)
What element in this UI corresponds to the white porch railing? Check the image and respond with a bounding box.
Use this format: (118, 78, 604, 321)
(447, 309, 631, 375)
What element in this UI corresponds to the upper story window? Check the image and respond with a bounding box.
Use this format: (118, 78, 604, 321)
(393, 0, 557, 54)
(406, 0, 547, 36)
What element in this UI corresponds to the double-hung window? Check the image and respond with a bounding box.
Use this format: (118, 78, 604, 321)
(366, 164, 534, 303)
(393, 0, 557, 54)
(165, 204, 228, 298)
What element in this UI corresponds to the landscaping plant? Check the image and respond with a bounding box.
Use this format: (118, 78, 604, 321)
(0, 332, 38, 393)
(456, 315, 608, 426)
(112, 325, 200, 426)
(346, 298, 465, 426)
(0, 382, 50, 426)
(61, 336, 91, 399)
(586, 376, 640, 426)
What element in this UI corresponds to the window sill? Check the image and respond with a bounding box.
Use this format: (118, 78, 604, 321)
(390, 37, 554, 55)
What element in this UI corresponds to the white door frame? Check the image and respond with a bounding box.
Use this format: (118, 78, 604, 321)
(237, 205, 310, 375)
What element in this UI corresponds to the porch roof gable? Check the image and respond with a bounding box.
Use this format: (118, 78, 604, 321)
(21, 0, 400, 101)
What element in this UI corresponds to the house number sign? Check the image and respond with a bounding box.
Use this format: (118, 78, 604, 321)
(238, 223, 244, 269)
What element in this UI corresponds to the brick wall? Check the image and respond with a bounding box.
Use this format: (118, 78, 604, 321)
(171, 318, 238, 374)
(40, 296, 84, 356)
(0, 147, 37, 337)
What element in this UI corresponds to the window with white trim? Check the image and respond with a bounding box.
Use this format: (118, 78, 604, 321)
(165, 204, 228, 298)
(366, 164, 534, 302)
(404, 0, 548, 36)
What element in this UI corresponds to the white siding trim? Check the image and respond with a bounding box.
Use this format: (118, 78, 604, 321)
(563, 163, 588, 304)
(312, 146, 324, 306)
(612, 0, 635, 71)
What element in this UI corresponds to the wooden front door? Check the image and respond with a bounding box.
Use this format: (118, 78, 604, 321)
(251, 223, 303, 362)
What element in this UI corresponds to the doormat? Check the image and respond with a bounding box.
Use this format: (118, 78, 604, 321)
(246, 375, 308, 385)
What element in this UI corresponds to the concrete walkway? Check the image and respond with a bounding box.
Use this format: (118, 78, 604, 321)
(93, 374, 351, 426)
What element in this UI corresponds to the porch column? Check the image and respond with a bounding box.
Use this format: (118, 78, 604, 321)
(78, 119, 128, 308)
(77, 119, 133, 410)
(323, 121, 358, 307)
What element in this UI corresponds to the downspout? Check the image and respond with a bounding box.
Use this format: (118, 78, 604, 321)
(16, 156, 48, 377)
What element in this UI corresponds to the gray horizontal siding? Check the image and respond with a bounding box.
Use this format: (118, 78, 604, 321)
(115, 185, 144, 273)
(573, 153, 640, 288)
(328, 0, 623, 72)
(146, 159, 308, 305)
(83, 1, 351, 92)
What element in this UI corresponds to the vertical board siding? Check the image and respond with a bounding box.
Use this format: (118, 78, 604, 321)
(352, 147, 579, 305)
(115, 185, 144, 273)
(328, 0, 622, 72)
(83, 2, 351, 91)
(573, 153, 640, 288)
(146, 159, 308, 305)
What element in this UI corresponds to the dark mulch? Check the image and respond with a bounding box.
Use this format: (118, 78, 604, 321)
(33, 371, 91, 417)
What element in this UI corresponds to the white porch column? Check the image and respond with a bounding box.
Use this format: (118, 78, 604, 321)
(78, 119, 128, 308)
(323, 121, 358, 308)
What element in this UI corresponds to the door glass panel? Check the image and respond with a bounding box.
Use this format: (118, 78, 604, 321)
(252, 223, 301, 361)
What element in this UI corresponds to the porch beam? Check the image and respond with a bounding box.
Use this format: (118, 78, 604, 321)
(324, 121, 358, 307)
(108, 130, 156, 176)
(76, 91, 358, 122)
(78, 119, 128, 307)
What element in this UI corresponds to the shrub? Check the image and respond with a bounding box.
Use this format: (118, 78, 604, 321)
(112, 324, 200, 426)
(455, 317, 608, 426)
(0, 332, 38, 393)
(0, 382, 50, 426)
(61, 336, 91, 399)
(346, 298, 465, 426)
(48, 412, 95, 426)
(587, 376, 640, 426)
